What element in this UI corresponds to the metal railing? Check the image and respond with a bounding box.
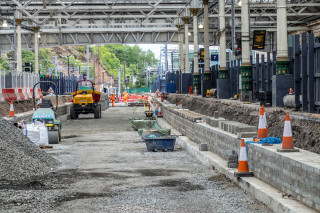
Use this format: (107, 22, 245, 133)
(40, 73, 82, 95)
(0, 70, 40, 89)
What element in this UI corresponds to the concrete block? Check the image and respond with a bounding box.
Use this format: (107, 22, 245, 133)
(223, 121, 238, 133)
(214, 111, 219, 119)
(234, 125, 257, 134)
(228, 162, 238, 168)
(237, 132, 257, 139)
(226, 122, 245, 134)
(209, 117, 226, 127)
(227, 154, 238, 161)
(219, 120, 231, 130)
(226, 150, 236, 156)
(205, 116, 212, 124)
(199, 144, 208, 151)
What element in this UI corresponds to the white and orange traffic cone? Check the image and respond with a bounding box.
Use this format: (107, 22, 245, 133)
(257, 106, 268, 139)
(158, 107, 162, 117)
(9, 101, 14, 117)
(261, 105, 268, 131)
(234, 139, 253, 177)
(277, 112, 299, 152)
(289, 88, 293, 95)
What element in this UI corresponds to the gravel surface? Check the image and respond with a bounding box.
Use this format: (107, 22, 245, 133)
(0, 117, 58, 182)
(0, 106, 272, 213)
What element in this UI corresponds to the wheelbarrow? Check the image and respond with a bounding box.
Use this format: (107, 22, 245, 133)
(142, 135, 178, 152)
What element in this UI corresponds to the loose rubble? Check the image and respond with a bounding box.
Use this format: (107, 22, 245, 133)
(0, 117, 58, 182)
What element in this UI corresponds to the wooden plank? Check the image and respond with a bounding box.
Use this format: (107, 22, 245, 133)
(39, 145, 53, 149)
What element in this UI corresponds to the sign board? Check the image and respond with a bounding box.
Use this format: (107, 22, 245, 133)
(252, 30, 266, 50)
(211, 54, 219, 61)
(47, 86, 55, 94)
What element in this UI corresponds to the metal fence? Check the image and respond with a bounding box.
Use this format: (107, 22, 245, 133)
(40, 73, 81, 95)
(290, 32, 320, 113)
(0, 70, 40, 89)
(0, 70, 82, 95)
(210, 33, 319, 113)
(251, 52, 276, 96)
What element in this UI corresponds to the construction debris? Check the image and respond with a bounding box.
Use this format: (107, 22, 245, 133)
(0, 117, 58, 182)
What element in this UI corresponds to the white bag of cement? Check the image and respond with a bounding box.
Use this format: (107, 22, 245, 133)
(39, 123, 49, 146)
(22, 122, 49, 146)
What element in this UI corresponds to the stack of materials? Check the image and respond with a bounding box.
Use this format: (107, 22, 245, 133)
(0, 117, 58, 181)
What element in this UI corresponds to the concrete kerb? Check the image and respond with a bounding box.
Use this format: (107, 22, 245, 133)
(156, 116, 317, 213)
(153, 96, 318, 213)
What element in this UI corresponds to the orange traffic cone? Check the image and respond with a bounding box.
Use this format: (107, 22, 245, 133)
(261, 105, 268, 131)
(9, 101, 14, 117)
(289, 88, 293, 95)
(234, 139, 253, 177)
(257, 106, 268, 139)
(158, 107, 162, 117)
(277, 112, 299, 152)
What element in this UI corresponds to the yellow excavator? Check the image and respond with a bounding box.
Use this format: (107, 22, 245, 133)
(70, 80, 102, 119)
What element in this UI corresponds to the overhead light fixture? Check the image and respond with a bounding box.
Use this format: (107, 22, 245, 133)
(198, 23, 204, 29)
(188, 32, 191, 36)
(37, 32, 41, 38)
(2, 20, 8, 28)
(238, 0, 242, 6)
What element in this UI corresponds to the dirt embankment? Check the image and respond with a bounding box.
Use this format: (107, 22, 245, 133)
(0, 96, 72, 117)
(49, 46, 113, 88)
(166, 94, 320, 154)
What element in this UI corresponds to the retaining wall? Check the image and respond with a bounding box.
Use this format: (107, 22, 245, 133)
(154, 98, 320, 211)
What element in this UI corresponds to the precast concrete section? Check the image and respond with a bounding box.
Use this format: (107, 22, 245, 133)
(153, 96, 320, 212)
(0, 106, 272, 212)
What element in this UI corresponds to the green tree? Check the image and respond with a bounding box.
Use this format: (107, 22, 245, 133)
(0, 57, 12, 71)
(92, 44, 157, 88)
(3, 49, 54, 73)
